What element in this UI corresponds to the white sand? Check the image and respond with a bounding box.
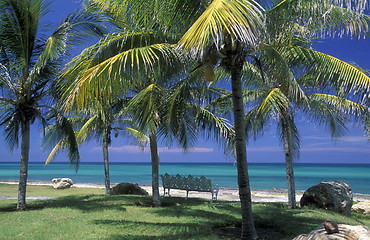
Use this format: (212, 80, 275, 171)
(2, 180, 370, 202)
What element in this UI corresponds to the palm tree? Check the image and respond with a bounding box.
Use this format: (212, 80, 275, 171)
(178, 1, 265, 238)
(178, 0, 369, 238)
(0, 0, 104, 210)
(59, 0, 369, 238)
(201, 1, 370, 210)
(57, 0, 198, 207)
(124, 73, 234, 206)
(245, 1, 370, 209)
(58, 0, 234, 206)
(44, 99, 148, 195)
(242, 88, 369, 209)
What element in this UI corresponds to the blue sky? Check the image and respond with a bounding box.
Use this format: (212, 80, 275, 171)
(0, 0, 369, 164)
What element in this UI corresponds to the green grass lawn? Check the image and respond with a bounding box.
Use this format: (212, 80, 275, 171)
(0, 184, 369, 239)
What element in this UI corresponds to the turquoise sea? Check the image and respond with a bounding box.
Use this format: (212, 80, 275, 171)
(1, 162, 369, 194)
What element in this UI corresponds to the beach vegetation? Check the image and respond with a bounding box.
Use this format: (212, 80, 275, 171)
(55, 0, 234, 209)
(0, 184, 369, 240)
(241, 1, 370, 209)
(178, 0, 370, 238)
(43, 101, 148, 195)
(45, 0, 369, 239)
(189, 0, 370, 212)
(0, 0, 104, 210)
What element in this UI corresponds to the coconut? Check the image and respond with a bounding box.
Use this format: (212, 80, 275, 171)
(204, 66, 215, 82)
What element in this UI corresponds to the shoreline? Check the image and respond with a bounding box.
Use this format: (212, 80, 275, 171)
(1, 180, 370, 202)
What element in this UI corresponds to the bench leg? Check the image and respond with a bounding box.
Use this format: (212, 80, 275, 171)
(163, 188, 171, 197)
(186, 191, 189, 200)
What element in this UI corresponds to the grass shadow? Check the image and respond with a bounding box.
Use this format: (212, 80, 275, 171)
(253, 203, 368, 239)
(94, 219, 215, 240)
(0, 194, 136, 213)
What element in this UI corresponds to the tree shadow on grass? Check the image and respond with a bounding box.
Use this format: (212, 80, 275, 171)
(92, 199, 243, 239)
(252, 203, 367, 239)
(0, 195, 206, 213)
(94, 219, 216, 240)
(0, 194, 137, 213)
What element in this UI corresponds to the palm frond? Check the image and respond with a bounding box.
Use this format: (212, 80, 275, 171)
(125, 83, 165, 131)
(303, 95, 349, 138)
(258, 45, 308, 102)
(178, 0, 264, 58)
(308, 93, 370, 138)
(267, 0, 369, 39)
(43, 109, 80, 167)
(287, 46, 370, 100)
(0, 0, 45, 72)
(75, 115, 98, 144)
(0, 106, 20, 152)
(33, 9, 105, 73)
(61, 32, 182, 111)
(123, 127, 150, 146)
(192, 103, 234, 142)
(256, 87, 290, 118)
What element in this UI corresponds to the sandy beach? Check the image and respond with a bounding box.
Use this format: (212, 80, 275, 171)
(2, 180, 370, 202)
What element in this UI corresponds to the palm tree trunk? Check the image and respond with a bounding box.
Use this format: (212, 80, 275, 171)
(17, 120, 31, 211)
(102, 129, 112, 195)
(282, 120, 296, 208)
(149, 131, 161, 207)
(230, 63, 258, 240)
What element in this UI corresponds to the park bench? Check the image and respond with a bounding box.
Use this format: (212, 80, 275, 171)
(160, 173, 219, 201)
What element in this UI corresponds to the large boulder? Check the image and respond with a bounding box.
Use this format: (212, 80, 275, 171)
(52, 178, 74, 189)
(111, 183, 148, 195)
(352, 201, 370, 216)
(300, 181, 353, 215)
(293, 223, 370, 240)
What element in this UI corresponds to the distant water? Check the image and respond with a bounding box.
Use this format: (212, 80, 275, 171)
(1, 162, 369, 194)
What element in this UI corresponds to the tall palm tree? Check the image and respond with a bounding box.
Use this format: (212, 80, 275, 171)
(242, 88, 369, 208)
(57, 0, 197, 207)
(200, 1, 370, 210)
(245, 1, 370, 208)
(0, 0, 104, 210)
(124, 73, 234, 206)
(178, 1, 265, 238)
(178, 0, 369, 238)
(59, 0, 235, 206)
(58, 29, 184, 206)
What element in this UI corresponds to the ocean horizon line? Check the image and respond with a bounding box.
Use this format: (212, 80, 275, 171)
(1, 161, 369, 166)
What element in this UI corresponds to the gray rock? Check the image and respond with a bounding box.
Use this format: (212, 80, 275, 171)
(352, 201, 370, 216)
(300, 181, 353, 215)
(52, 178, 74, 189)
(293, 224, 370, 240)
(111, 183, 148, 195)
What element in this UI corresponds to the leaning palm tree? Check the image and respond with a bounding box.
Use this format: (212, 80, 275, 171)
(0, 0, 104, 210)
(44, 99, 148, 195)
